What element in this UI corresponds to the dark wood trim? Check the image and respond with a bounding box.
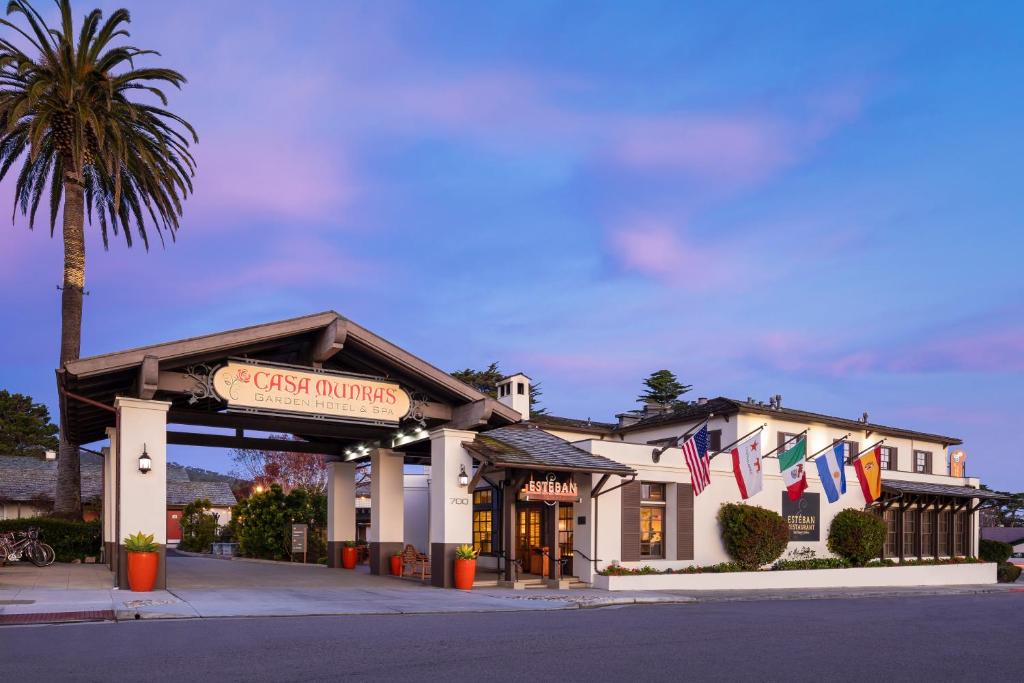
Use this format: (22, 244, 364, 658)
(590, 474, 611, 498)
(137, 355, 159, 399)
(466, 464, 490, 493)
(310, 318, 348, 363)
(166, 430, 347, 455)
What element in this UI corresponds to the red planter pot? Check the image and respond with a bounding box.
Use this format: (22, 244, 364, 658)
(127, 551, 158, 592)
(341, 546, 358, 569)
(453, 558, 476, 590)
(390, 555, 403, 576)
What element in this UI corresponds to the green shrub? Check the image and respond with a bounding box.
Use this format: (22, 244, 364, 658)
(717, 503, 789, 570)
(178, 498, 219, 553)
(827, 509, 886, 566)
(979, 539, 1013, 564)
(997, 562, 1022, 583)
(0, 517, 100, 562)
(231, 485, 327, 562)
(772, 557, 851, 571)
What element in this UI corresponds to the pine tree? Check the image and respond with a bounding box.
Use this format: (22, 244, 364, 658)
(0, 390, 60, 456)
(637, 370, 692, 407)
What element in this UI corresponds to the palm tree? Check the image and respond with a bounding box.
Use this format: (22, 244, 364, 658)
(0, 0, 197, 516)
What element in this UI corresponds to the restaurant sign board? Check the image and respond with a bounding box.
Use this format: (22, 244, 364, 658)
(211, 361, 411, 424)
(781, 492, 820, 541)
(519, 474, 580, 504)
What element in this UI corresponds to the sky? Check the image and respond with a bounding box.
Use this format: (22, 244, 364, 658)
(1, 1, 1022, 489)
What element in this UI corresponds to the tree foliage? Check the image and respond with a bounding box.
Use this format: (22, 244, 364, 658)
(979, 539, 1013, 564)
(717, 503, 790, 570)
(0, 389, 59, 455)
(0, 0, 198, 247)
(231, 436, 338, 494)
(178, 498, 219, 553)
(827, 509, 887, 566)
(450, 362, 546, 415)
(637, 369, 692, 407)
(231, 485, 327, 562)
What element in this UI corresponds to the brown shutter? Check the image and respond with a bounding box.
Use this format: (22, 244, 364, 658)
(676, 483, 694, 560)
(890, 447, 898, 471)
(620, 481, 641, 562)
(926, 452, 933, 474)
(848, 441, 859, 462)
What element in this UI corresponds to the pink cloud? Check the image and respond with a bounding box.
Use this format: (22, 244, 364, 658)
(607, 218, 754, 291)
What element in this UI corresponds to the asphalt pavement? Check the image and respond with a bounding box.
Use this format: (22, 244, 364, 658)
(3, 592, 1021, 681)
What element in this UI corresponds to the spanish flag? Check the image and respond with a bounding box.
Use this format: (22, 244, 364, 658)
(854, 447, 882, 503)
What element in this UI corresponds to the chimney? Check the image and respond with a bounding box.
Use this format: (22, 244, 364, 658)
(496, 373, 531, 421)
(697, 397, 708, 406)
(616, 411, 642, 428)
(643, 400, 672, 416)
(45, 449, 57, 461)
(775, 394, 783, 409)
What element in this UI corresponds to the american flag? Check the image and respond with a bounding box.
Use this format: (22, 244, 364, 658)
(681, 424, 712, 495)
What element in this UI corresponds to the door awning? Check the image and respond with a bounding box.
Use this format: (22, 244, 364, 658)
(464, 424, 635, 476)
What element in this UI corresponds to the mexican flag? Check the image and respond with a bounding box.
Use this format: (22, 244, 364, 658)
(779, 436, 808, 501)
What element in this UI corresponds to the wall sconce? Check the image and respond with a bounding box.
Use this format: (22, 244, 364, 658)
(457, 465, 469, 487)
(138, 445, 152, 474)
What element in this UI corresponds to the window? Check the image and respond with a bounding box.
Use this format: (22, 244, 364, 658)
(914, 451, 931, 474)
(921, 510, 935, 557)
(937, 511, 950, 555)
(640, 482, 666, 559)
(883, 509, 897, 558)
(708, 430, 722, 452)
(953, 512, 966, 556)
(778, 432, 801, 453)
(879, 446, 895, 470)
(558, 506, 573, 560)
(472, 488, 494, 554)
(903, 510, 917, 558)
(517, 382, 525, 395)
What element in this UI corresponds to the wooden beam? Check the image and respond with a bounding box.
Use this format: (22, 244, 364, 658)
(157, 371, 199, 394)
(450, 399, 493, 430)
(137, 355, 159, 399)
(467, 465, 490, 492)
(310, 318, 348, 363)
(166, 430, 347, 455)
(167, 409, 388, 440)
(590, 473, 611, 498)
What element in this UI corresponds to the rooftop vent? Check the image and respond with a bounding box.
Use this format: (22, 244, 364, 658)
(697, 397, 708, 406)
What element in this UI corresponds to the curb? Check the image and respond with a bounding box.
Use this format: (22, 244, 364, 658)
(170, 549, 328, 568)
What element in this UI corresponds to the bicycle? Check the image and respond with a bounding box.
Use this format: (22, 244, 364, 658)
(0, 527, 56, 567)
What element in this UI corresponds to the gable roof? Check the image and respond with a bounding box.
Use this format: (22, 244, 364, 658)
(980, 527, 1024, 545)
(0, 452, 103, 505)
(614, 397, 962, 446)
(0, 454, 236, 508)
(464, 424, 634, 476)
(529, 414, 616, 435)
(58, 311, 520, 444)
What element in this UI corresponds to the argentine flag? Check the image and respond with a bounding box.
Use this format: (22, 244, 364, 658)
(815, 443, 847, 503)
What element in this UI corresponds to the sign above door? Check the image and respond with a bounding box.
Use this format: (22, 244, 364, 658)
(519, 473, 580, 503)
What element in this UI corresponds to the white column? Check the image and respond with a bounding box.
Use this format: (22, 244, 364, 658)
(428, 428, 476, 587)
(102, 425, 117, 572)
(368, 449, 404, 574)
(115, 397, 170, 590)
(326, 461, 356, 568)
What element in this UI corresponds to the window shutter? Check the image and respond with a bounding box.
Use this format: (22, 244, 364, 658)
(708, 430, 722, 452)
(676, 483, 694, 560)
(620, 481, 642, 562)
(848, 441, 859, 462)
(890, 447, 898, 471)
(926, 452, 933, 474)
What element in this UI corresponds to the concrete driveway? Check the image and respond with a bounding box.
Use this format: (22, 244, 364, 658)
(166, 552, 420, 590)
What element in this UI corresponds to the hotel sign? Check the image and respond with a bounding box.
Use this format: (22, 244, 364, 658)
(211, 361, 411, 424)
(519, 474, 580, 503)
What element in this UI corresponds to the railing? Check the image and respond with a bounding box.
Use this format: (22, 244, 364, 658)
(571, 548, 601, 575)
(494, 550, 522, 582)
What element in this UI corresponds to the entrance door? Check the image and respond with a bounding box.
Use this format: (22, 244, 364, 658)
(558, 505, 574, 576)
(517, 507, 543, 575)
(167, 509, 183, 542)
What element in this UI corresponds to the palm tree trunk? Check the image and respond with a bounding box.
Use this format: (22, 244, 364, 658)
(53, 170, 85, 518)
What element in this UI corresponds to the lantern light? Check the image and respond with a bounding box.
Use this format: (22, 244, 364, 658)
(138, 445, 152, 474)
(458, 464, 469, 487)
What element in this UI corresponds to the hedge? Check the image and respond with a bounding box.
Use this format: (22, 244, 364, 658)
(997, 563, 1022, 583)
(979, 539, 1013, 564)
(717, 503, 789, 570)
(0, 517, 101, 562)
(827, 509, 886, 566)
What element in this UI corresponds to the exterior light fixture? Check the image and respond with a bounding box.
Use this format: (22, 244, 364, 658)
(255, 484, 265, 494)
(458, 465, 469, 487)
(138, 445, 152, 474)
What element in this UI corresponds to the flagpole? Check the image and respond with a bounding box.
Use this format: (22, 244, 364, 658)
(848, 438, 887, 464)
(651, 415, 713, 461)
(760, 429, 808, 460)
(803, 432, 852, 462)
(708, 423, 767, 462)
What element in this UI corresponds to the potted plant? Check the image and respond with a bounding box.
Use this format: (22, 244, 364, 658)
(390, 551, 403, 576)
(453, 544, 478, 590)
(341, 540, 358, 569)
(124, 532, 159, 592)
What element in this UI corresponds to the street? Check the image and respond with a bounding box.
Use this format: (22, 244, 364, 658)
(3, 593, 1021, 681)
